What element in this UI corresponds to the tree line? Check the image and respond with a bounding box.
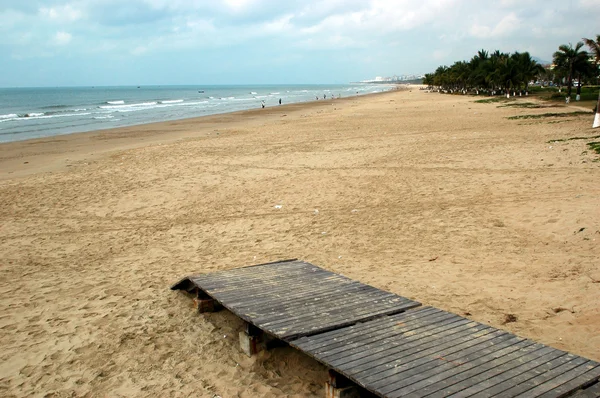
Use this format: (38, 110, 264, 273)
(422, 35, 600, 102)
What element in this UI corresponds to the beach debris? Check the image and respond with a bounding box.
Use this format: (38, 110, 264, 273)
(575, 227, 585, 234)
(428, 256, 439, 262)
(338, 256, 342, 259)
(351, 209, 359, 213)
(313, 209, 319, 214)
(502, 313, 518, 324)
(552, 307, 575, 314)
(274, 205, 282, 209)
(321, 232, 327, 235)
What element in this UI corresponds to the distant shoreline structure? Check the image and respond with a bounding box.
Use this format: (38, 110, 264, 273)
(352, 75, 425, 85)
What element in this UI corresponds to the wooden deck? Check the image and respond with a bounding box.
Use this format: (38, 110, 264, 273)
(291, 307, 600, 397)
(171, 259, 421, 341)
(172, 260, 600, 397)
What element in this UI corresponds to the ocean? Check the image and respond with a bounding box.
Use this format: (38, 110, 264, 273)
(0, 84, 392, 143)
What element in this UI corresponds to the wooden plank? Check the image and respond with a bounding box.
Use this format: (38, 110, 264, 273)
(536, 366, 600, 398)
(442, 348, 568, 398)
(291, 307, 440, 351)
(200, 268, 338, 297)
(203, 267, 341, 294)
(381, 339, 545, 397)
(257, 291, 406, 328)
(318, 316, 475, 364)
(408, 344, 558, 398)
(224, 280, 364, 311)
(383, 338, 535, 398)
(277, 301, 420, 341)
(474, 354, 587, 397)
(363, 331, 519, 390)
(212, 279, 361, 313)
(567, 381, 600, 398)
(266, 297, 414, 331)
(292, 307, 439, 350)
(299, 310, 462, 359)
(329, 323, 492, 382)
(208, 273, 347, 299)
(345, 328, 508, 380)
(506, 361, 598, 398)
(249, 288, 396, 325)
(226, 283, 370, 322)
(193, 263, 328, 291)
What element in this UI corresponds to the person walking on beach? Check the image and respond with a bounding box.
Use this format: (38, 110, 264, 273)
(279, 98, 282, 105)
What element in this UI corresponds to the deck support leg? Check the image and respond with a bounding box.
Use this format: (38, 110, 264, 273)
(193, 289, 221, 313)
(239, 323, 263, 357)
(325, 370, 360, 398)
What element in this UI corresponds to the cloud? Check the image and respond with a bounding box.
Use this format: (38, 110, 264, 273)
(52, 31, 72, 46)
(1, 0, 600, 86)
(39, 4, 83, 22)
(469, 12, 521, 39)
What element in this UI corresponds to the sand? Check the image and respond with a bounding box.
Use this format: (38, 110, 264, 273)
(0, 88, 599, 397)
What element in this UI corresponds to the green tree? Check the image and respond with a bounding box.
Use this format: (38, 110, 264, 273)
(553, 42, 589, 99)
(583, 34, 600, 127)
(512, 52, 544, 94)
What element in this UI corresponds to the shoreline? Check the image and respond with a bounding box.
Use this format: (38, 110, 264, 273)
(1, 87, 598, 397)
(0, 89, 399, 181)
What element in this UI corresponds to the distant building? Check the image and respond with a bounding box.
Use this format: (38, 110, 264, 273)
(359, 74, 426, 83)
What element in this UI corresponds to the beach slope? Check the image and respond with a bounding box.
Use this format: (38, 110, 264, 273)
(1, 89, 599, 397)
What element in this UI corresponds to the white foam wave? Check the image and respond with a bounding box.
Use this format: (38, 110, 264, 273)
(94, 115, 114, 119)
(160, 99, 184, 104)
(107, 100, 125, 105)
(11, 112, 91, 121)
(0, 113, 18, 119)
(99, 101, 157, 110)
(270, 92, 280, 95)
(27, 112, 45, 117)
(249, 92, 257, 95)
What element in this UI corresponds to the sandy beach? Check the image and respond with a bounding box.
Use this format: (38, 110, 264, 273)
(1, 88, 599, 397)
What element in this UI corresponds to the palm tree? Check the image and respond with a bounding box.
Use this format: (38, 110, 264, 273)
(513, 52, 544, 95)
(583, 34, 600, 128)
(553, 42, 589, 100)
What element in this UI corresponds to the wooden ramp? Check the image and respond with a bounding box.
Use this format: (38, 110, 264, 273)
(172, 260, 600, 397)
(171, 259, 421, 341)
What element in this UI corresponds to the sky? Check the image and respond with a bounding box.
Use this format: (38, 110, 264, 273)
(1, 0, 599, 87)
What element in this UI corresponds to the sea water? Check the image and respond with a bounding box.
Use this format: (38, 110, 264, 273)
(0, 84, 393, 143)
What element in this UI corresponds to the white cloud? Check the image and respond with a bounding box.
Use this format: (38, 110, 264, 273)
(579, 0, 600, 10)
(222, 0, 257, 12)
(131, 45, 147, 55)
(39, 4, 83, 22)
(469, 12, 521, 38)
(53, 31, 72, 46)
